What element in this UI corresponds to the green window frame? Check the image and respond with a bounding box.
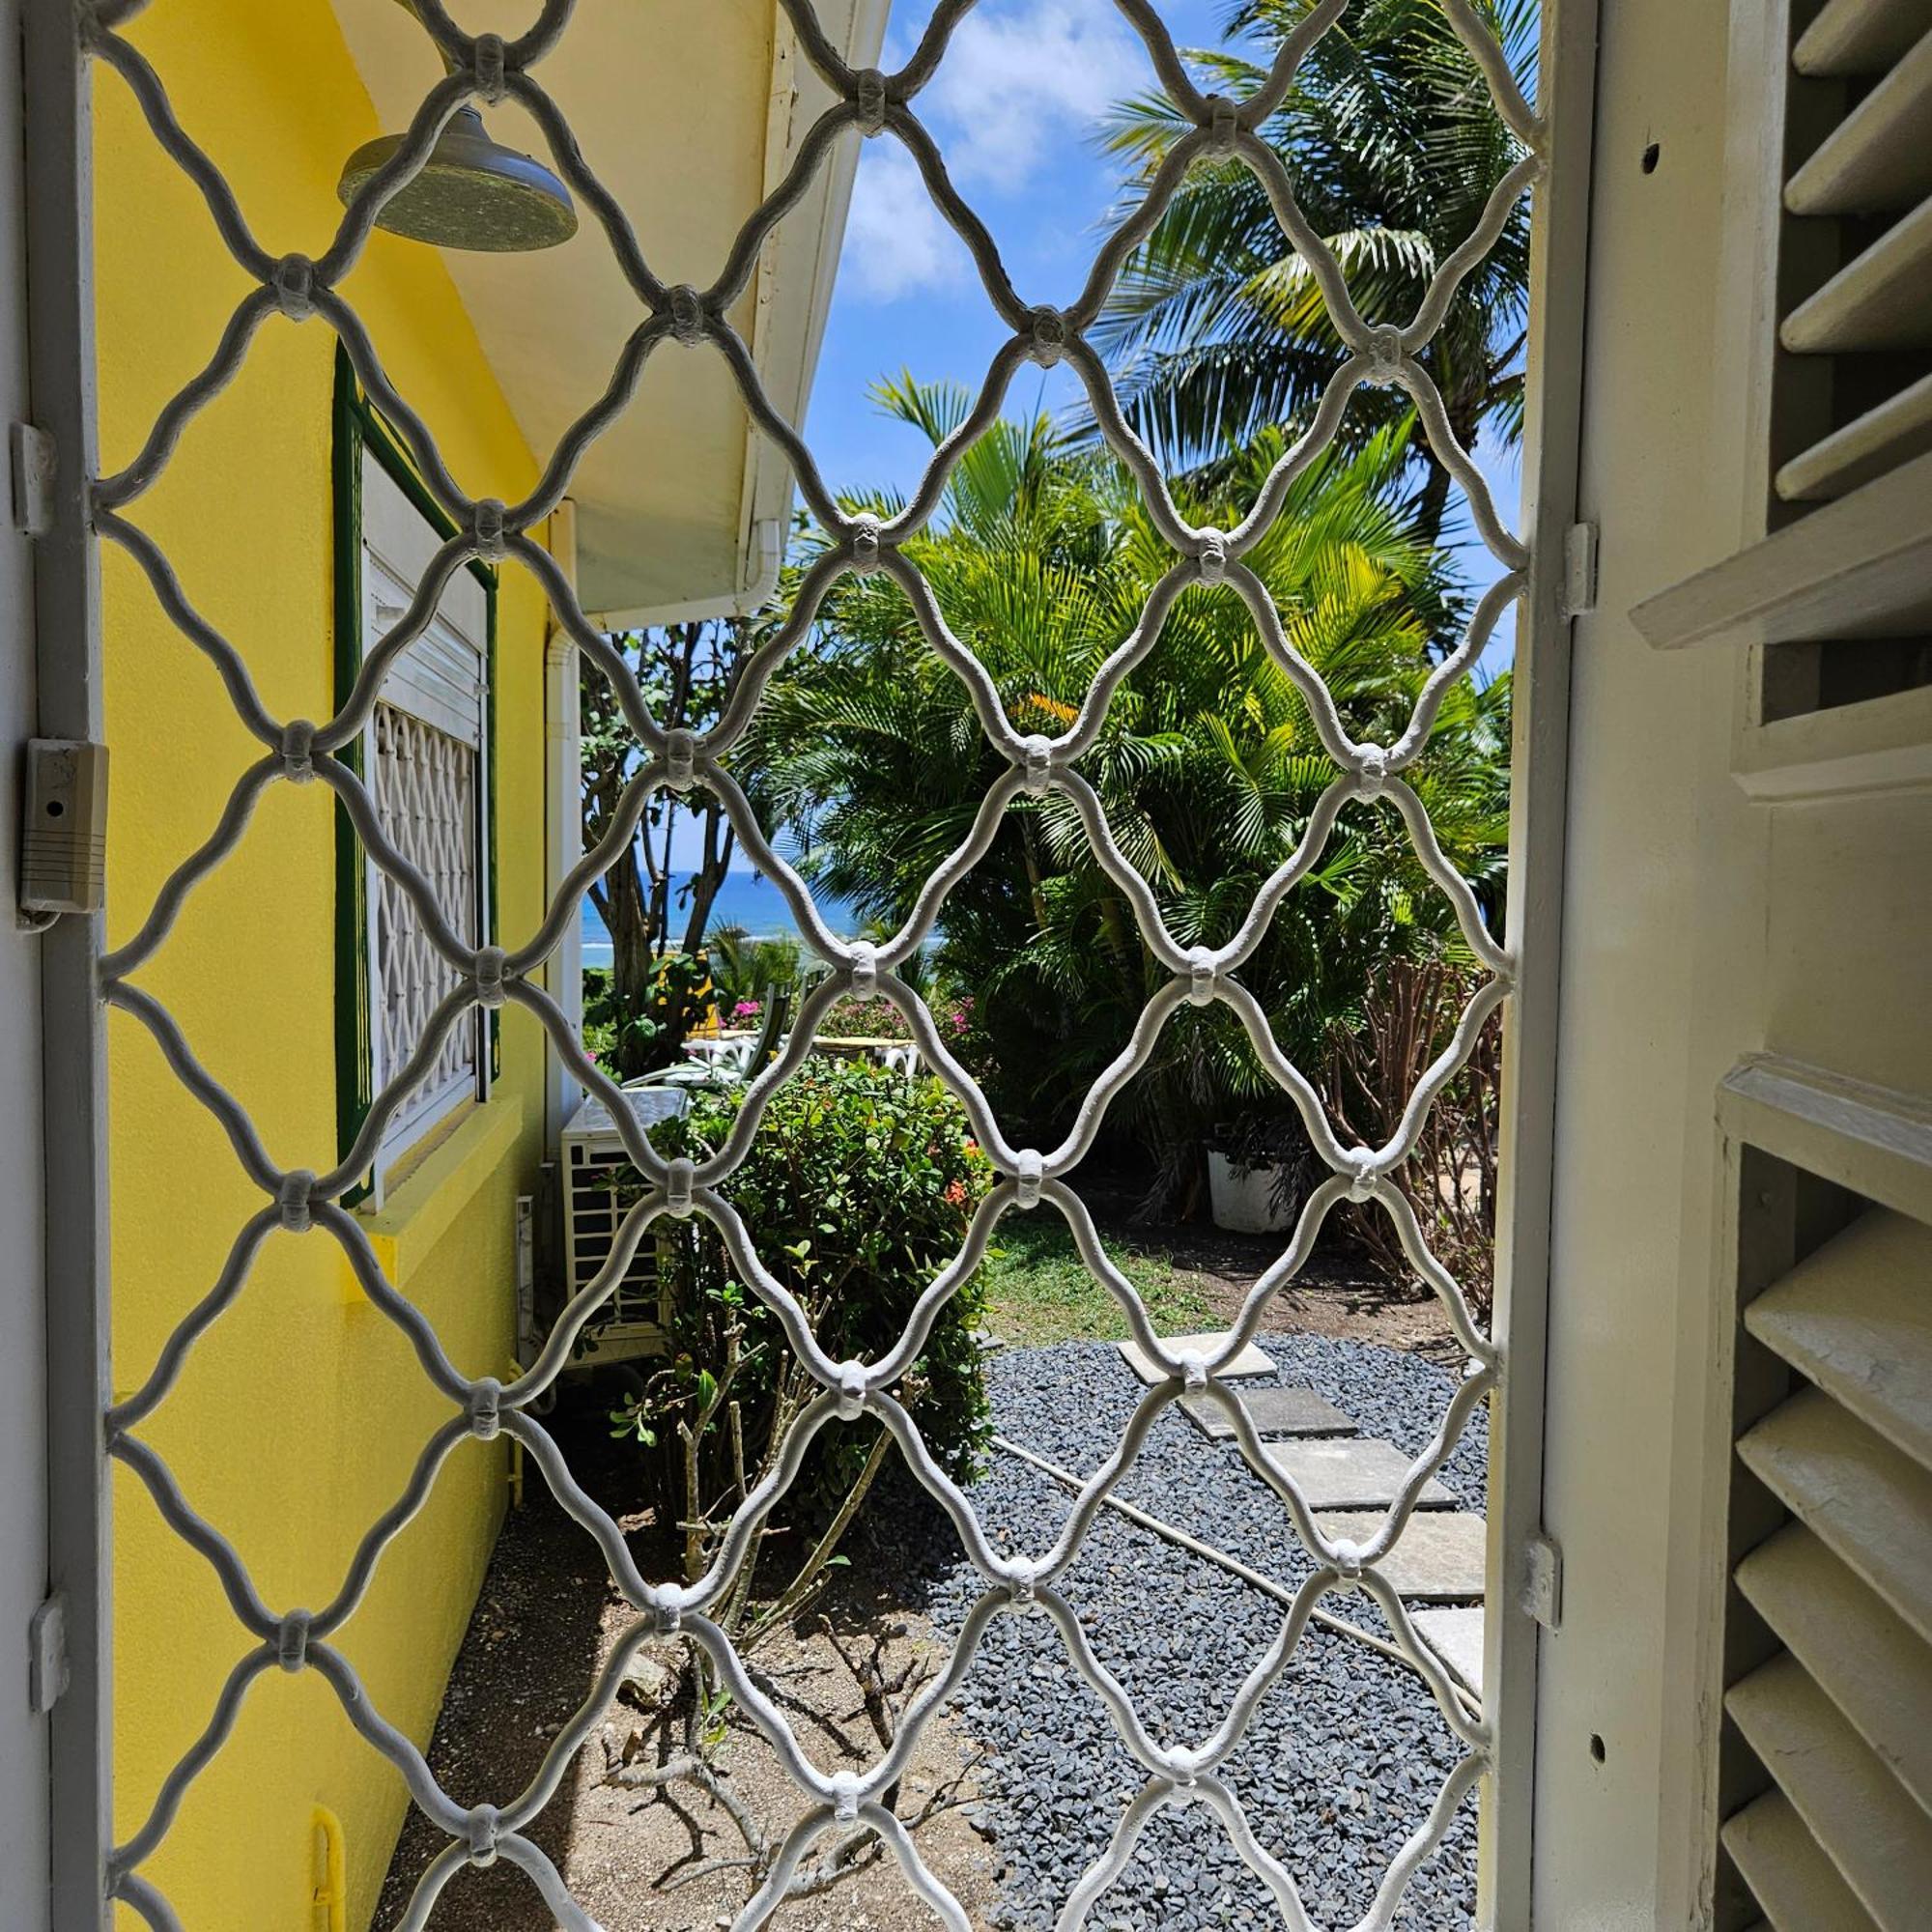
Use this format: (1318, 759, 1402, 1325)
(332, 346, 499, 1200)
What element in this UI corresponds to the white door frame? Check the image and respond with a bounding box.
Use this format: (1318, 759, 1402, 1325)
(2, 1, 50, 1923)
(1482, 2, 1601, 1924)
(19, 4, 112, 1925)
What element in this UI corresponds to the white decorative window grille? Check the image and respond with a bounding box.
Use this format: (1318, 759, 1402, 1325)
(71, 2, 1582, 1927)
(371, 700, 480, 1157)
(361, 448, 492, 1180)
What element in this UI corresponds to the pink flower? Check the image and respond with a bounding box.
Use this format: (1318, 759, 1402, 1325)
(732, 1000, 761, 1019)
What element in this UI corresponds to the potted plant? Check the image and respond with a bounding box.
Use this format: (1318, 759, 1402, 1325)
(1205, 1115, 1316, 1235)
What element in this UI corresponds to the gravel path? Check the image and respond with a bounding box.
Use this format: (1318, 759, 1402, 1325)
(921, 1337, 1487, 1931)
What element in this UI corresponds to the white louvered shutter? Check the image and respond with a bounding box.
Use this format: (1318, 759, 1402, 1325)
(1611, 5, 1932, 1924)
(1778, 0, 1932, 502)
(1722, 1208, 1932, 1930)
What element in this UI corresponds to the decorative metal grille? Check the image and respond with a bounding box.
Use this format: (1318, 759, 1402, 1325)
(372, 699, 481, 1156)
(88, 1, 1548, 1926)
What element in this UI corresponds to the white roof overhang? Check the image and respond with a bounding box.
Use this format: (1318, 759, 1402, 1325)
(329, 0, 887, 628)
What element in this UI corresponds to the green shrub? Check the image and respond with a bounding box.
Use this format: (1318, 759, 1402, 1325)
(640, 1058, 993, 1539)
(708, 925, 806, 1017)
(582, 949, 711, 1078)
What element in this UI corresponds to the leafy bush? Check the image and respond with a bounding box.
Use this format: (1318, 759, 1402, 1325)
(747, 388, 1510, 1213)
(582, 950, 712, 1077)
(708, 925, 805, 1016)
(1323, 953, 1502, 1313)
(636, 1059, 993, 1558)
(820, 992, 975, 1044)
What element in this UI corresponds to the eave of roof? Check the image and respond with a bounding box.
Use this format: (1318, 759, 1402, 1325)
(329, 0, 887, 626)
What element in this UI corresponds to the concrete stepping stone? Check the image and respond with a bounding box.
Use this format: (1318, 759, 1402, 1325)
(1116, 1331, 1277, 1384)
(1259, 1437, 1457, 1511)
(1316, 1510, 1487, 1601)
(1180, 1385, 1357, 1441)
(1411, 1605, 1486, 1698)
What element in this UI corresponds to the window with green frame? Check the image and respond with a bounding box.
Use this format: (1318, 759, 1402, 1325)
(332, 348, 499, 1202)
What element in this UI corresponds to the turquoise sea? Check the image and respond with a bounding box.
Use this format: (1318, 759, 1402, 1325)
(580, 871, 865, 964)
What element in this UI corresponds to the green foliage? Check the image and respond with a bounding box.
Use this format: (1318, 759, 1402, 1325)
(745, 384, 1509, 1208)
(980, 1217, 1213, 1349)
(707, 925, 805, 1019)
(581, 619, 757, 1076)
(1094, 0, 1537, 518)
(647, 1059, 994, 1512)
(824, 991, 974, 1044)
(582, 950, 712, 1076)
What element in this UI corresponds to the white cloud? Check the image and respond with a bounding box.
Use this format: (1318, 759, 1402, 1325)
(921, 0, 1145, 192)
(841, 144, 966, 301)
(836, 1, 1146, 303)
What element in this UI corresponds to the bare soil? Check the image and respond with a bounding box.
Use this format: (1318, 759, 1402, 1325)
(377, 1419, 997, 1932)
(377, 1182, 1470, 1928)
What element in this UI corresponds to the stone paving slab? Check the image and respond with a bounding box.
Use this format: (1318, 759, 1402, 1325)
(1316, 1510, 1487, 1601)
(1180, 1385, 1358, 1440)
(1261, 1437, 1457, 1511)
(1411, 1605, 1486, 1698)
(1116, 1331, 1277, 1383)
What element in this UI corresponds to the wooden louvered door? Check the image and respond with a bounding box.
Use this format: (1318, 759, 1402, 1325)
(1778, 0, 1932, 504)
(1692, 0, 1932, 1918)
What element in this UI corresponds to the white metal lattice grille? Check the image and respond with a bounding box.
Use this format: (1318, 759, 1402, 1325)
(88, 1, 1549, 1926)
(372, 699, 480, 1152)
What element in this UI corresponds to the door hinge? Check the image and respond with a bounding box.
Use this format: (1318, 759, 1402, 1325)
(1521, 1530, 1564, 1631)
(18, 737, 109, 924)
(9, 421, 56, 536)
(1560, 521, 1598, 619)
(29, 1593, 70, 1715)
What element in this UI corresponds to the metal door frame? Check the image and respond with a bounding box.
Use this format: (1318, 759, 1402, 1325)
(2, 0, 52, 1923)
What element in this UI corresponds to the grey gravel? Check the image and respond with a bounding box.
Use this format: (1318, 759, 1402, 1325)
(918, 1336, 1487, 1931)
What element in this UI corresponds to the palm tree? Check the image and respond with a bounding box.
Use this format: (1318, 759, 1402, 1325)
(743, 379, 1509, 1206)
(1094, 0, 1537, 544)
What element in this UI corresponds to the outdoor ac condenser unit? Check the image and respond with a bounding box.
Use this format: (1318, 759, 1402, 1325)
(560, 1086, 689, 1364)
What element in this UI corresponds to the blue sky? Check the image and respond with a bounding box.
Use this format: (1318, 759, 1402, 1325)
(804, 0, 1521, 563)
(805, 0, 1234, 497)
(674, 0, 1521, 878)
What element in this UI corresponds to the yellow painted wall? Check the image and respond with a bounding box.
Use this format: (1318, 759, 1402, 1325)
(96, 3, 554, 1924)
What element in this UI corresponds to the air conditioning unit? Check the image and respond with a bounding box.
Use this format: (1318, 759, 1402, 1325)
(560, 1086, 690, 1363)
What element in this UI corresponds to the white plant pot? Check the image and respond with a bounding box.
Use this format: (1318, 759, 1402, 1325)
(1208, 1150, 1295, 1234)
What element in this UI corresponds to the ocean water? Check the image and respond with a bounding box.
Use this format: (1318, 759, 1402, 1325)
(580, 871, 865, 964)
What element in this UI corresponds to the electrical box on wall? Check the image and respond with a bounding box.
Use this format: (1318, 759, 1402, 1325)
(19, 738, 108, 918)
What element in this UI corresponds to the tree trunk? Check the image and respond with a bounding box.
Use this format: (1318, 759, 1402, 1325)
(678, 796, 738, 956)
(1413, 446, 1454, 554)
(601, 851, 659, 1077)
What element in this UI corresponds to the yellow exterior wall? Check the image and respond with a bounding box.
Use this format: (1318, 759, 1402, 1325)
(96, 4, 554, 1924)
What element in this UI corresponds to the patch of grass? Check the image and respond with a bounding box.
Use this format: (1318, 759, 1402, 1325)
(980, 1217, 1213, 1348)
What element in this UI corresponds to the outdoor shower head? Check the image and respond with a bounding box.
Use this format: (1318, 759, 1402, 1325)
(335, 2, 578, 252)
